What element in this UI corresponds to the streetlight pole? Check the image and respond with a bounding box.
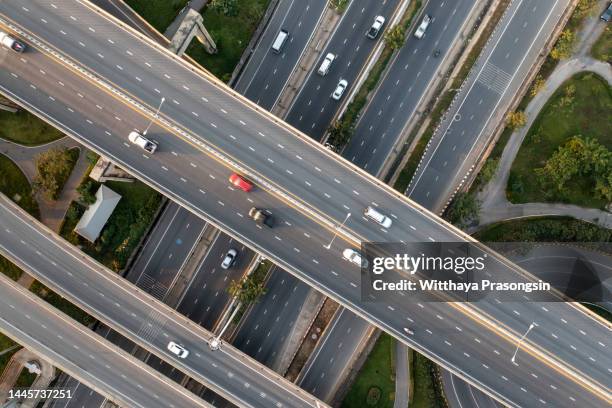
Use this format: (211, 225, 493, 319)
(511, 322, 535, 364)
(324, 212, 351, 249)
(209, 303, 242, 350)
(143, 97, 165, 135)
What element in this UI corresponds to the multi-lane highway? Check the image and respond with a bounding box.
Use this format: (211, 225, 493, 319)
(285, 0, 401, 139)
(343, 0, 480, 175)
(0, 273, 212, 408)
(234, 0, 328, 109)
(0, 1, 610, 406)
(408, 0, 572, 212)
(0, 195, 325, 408)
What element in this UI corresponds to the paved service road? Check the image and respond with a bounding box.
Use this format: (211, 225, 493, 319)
(0, 274, 211, 408)
(408, 0, 572, 212)
(0, 196, 325, 408)
(298, 308, 371, 401)
(235, 0, 328, 110)
(344, 0, 479, 175)
(1, 2, 611, 406)
(285, 0, 402, 139)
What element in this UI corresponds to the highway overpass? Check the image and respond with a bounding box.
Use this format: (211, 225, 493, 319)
(0, 272, 213, 408)
(0, 196, 325, 408)
(0, 1, 610, 406)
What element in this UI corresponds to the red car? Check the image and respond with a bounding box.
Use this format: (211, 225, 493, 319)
(229, 173, 253, 192)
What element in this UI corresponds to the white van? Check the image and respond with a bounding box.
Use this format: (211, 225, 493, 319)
(271, 29, 289, 54)
(317, 53, 335, 76)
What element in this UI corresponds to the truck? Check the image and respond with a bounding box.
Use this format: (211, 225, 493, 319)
(0, 31, 26, 53)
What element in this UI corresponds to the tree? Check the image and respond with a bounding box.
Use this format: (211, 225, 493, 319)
(77, 180, 97, 205)
(329, 0, 349, 13)
(506, 111, 527, 130)
(550, 29, 575, 60)
(326, 119, 353, 149)
(445, 192, 479, 228)
(384, 25, 406, 50)
(33, 147, 75, 200)
(529, 75, 545, 97)
(209, 0, 238, 16)
(228, 275, 267, 304)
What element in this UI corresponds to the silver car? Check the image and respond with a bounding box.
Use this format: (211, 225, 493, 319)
(221, 249, 238, 269)
(332, 79, 348, 100)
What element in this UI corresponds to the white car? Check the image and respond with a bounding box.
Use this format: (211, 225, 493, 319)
(317, 52, 336, 76)
(414, 14, 431, 39)
(167, 341, 189, 359)
(128, 130, 158, 154)
(364, 206, 392, 228)
(367, 15, 386, 39)
(221, 248, 238, 269)
(0, 31, 26, 53)
(342, 248, 368, 268)
(332, 79, 348, 100)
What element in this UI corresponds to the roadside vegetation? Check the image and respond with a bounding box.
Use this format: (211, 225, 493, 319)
(0, 334, 35, 388)
(507, 72, 611, 209)
(0, 109, 64, 146)
(30, 281, 95, 326)
(187, 0, 271, 82)
(474, 216, 612, 243)
(342, 334, 396, 408)
(393, 0, 511, 192)
(329, 0, 349, 14)
(591, 25, 611, 63)
(326, 1, 422, 149)
(33, 147, 79, 201)
(124, 0, 188, 33)
(230, 259, 271, 324)
(61, 178, 162, 272)
(0, 153, 39, 218)
(409, 350, 447, 408)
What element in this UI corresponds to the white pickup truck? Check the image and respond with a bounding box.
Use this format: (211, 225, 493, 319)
(0, 31, 26, 53)
(128, 131, 158, 154)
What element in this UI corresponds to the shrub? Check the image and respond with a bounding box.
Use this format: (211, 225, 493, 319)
(505, 111, 527, 130)
(384, 25, 406, 50)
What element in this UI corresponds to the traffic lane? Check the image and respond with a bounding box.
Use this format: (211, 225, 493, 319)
(0, 200, 322, 408)
(285, 0, 401, 139)
(1, 0, 514, 253)
(344, 0, 478, 173)
(2, 190, 606, 408)
(408, 0, 567, 210)
(298, 308, 371, 401)
(0, 275, 211, 408)
(232, 266, 311, 366)
(177, 233, 254, 330)
(130, 202, 207, 298)
(442, 369, 501, 408)
(2, 38, 609, 399)
(237, 0, 328, 109)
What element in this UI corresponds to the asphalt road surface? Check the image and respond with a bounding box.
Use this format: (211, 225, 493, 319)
(343, 0, 480, 175)
(0, 196, 325, 408)
(408, 0, 572, 212)
(0, 274, 212, 408)
(234, 0, 328, 110)
(297, 307, 371, 401)
(0, 1, 610, 406)
(285, 0, 402, 140)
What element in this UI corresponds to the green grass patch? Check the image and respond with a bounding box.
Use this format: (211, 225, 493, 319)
(393, 0, 511, 192)
(0, 153, 39, 218)
(410, 350, 446, 408)
(591, 25, 611, 63)
(0, 109, 64, 146)
(342, 334, 396, 408)
(474, 216, 612, 242)
(61, 180, 162, 272)
(507, 72, 611, 208)
(187, 0, 270, 82)
(30, 280, 95, 326)
(0, 255, 23, 281)
(124, 0, 188, 33)
(328, 1, 422, 148)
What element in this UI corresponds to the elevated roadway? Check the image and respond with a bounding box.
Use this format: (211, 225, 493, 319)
(0, 273, 212, 408)
(0, 195, 325, 408)
(0, 1, 610, 406)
